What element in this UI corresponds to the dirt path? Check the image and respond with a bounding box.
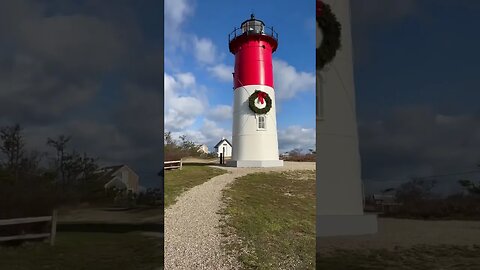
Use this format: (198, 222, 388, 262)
(164, 162, 315, 270)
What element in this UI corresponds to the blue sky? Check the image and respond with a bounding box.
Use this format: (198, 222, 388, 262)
(165, 0, 316, 153)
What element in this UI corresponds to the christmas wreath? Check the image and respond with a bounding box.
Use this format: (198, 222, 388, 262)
(248, 90, 272, 114)
(317, 0, 342, 70)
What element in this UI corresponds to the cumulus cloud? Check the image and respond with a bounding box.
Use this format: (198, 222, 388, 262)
(164, 73, 205, 131)
(207, 105, 232, 121)
(278, 125, 315, 153)
(273, 59, 315, 100)
(16, 15, 128, 73)
(193, 36, 221, 65)
(170, 119, 231, 150)
(359, 106, 480, 186)
(200, 119, 231, 144)
(165, 0, 193, 39)
(208, 64, 233, 82)
(0, 1, 163, 187)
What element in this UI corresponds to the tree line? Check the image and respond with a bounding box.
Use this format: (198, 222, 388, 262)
(0, 124, 104, 218)
(164, 131, 216, 161)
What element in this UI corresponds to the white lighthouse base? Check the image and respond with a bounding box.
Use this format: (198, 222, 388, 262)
(227, 160, 284, 168)
(317, 214, 378, 237)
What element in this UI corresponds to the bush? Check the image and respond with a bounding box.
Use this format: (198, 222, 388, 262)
(280, 148, 316, 162)
(137, 188, 162, 206)
(0, 172, 56, 220)
(164, 131, 210, 161)
(382, 195, 480, 220)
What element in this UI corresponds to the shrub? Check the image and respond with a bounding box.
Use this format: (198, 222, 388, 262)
(382, 195, 480, 220)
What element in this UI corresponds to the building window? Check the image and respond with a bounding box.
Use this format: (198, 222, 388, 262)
(258, 115, 266, 130)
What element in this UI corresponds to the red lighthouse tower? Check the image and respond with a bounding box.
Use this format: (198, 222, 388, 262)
(228, 14, 283, 167)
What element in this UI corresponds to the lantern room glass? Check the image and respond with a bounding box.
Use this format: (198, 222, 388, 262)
(241, 19, 264, 34)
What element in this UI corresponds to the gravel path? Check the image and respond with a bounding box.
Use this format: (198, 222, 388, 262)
(164, 161, 315, 270)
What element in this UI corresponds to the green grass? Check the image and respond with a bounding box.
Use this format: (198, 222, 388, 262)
(164, 165, 226, 207)
(0, 232, 163, 270)
(221, 170, 316, 269)
(317, 245, 480, 270)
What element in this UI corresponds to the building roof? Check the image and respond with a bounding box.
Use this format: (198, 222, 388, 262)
(214, 138, 232, 149)
(94, 165, 125, 183)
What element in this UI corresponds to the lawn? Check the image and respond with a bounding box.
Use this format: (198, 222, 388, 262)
(221, 170, 316, 269)
(0, 232, 163, 270)
(164, 165, 227, 208)
(317, 244, 480, 270)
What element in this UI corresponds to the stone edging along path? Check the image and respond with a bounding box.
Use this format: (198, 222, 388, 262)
(164, 161, 315, 270)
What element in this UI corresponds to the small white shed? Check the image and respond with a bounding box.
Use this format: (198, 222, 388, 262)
(214, 137, 232, 158)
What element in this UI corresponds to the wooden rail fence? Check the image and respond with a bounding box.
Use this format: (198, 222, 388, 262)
(164, 160, 182, 170)
(0, 210, 57, 245)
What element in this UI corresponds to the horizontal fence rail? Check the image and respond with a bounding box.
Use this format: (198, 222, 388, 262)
(164, 160, 182, 170)
(0, 210, 57, 245)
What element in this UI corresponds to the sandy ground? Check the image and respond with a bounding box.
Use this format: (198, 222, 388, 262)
(181, 157, 219, 164)
(164, 161, 315, 270)
(318, 217, 480, 253)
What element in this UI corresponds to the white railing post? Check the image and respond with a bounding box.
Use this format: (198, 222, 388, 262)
(50, 210, 57, 246)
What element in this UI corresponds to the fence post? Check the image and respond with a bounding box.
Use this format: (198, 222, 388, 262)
(180, 159, 183, 170)
(50, 209, 57, 246)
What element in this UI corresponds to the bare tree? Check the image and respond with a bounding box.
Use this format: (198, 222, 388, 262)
(288, 148, 303, 157)
(458, 179, 480, 195)
(0, 124, 25, 180)
(395, 177, 437, 203)
(46, 135, 71, 189)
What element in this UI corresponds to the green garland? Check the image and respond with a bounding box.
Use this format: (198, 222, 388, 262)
(317, 1, 342, 70)
(248, 90, 272, 114)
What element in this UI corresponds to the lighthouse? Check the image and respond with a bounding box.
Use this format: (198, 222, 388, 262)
(317, 0, 377, 236)
(227, 14, 283, 168)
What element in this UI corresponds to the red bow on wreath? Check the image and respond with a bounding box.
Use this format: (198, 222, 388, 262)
(257, 91, 267, 104)
(317, 0, 324, 16)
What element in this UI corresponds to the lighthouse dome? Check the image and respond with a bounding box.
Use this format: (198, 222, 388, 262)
(228, 14, 279, 53)
(241, 14, 265, 34)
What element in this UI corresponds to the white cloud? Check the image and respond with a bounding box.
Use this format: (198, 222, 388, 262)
(164, 72, 205, 131)
(278, 125, 315, 153)
(207, 105, 232, 121)
(201, 119, 231, 141)
(273, 59, 315, 100)
(165, 0, 193, 37)
(176, 72, 196, 88)
(193, 36, 219, 65)
(208, 64, 233, 82)
(170, 119, 231, 151)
